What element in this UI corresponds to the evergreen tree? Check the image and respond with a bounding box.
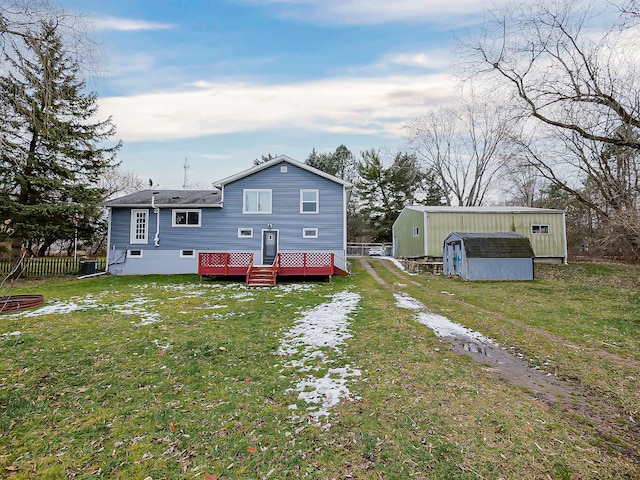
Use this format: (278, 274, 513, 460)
(356, 150, 442, 242)
(0, 20, 120, 268)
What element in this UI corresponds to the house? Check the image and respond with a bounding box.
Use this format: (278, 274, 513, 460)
(104, 156, 351, 284)
(392, 206, 567, 264)
(443, 232, 535, 281)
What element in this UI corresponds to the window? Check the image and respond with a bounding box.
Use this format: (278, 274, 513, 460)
(532, 224, 550, 234)
(130, 209, 148, 244)
(128, 249, 143, 257)
(238, 228, 254, 238)
(300, 189, 319, 213)
(303, 228, 318, 238)
(173, 209, 201, 227)
(412, 226, 420, 237)
(180, 249, 195, 258)
(280, 166, 288, 173)
(243, 189, 272, 214)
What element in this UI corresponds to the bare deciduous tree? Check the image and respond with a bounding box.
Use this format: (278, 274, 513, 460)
(464, 0, 640, 151)
(405, 99, 516, 206)
(99, 167, 146, 199)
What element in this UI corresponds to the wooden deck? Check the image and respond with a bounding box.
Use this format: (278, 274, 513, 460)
(198, 251, 348, 286)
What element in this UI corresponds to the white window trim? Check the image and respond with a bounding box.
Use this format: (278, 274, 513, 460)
(412, 226, 420, 237)
(128, 249, 143, 258)
(179, 249, 196, 258)
(172, 209, 202, 227)
(300, 189, 319, 214)
(130, 209, 149, 244)
(243, 189, 272, 214)
(238, 228, 254, 238)
(532, 224, 550, 234)
(303, 228, 319, 238)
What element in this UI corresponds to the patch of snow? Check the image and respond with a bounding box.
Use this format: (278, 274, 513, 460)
(291, 366, 362, 424)
(1, 331, 22, 340)
(152, 340, 172, 350)
(23, 301, 84, 316)
(278, 290, 361, 426)
(416, 312, 495, 344)
(113, 298, 161, 326)
(394, 292, 495, 345)
(277, 283, 317, 294)
(278, 291, 360, 357)
(394, 292, 425, 310)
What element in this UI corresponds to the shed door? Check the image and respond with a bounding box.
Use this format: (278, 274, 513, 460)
(262, 230, 278, 265)
(452, 241, 462, 276)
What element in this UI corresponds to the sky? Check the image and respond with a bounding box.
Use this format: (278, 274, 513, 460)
(59, 0, 504, 190)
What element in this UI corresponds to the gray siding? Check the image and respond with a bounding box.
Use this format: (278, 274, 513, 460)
(107, 162, 347, 274)
(466, 258, 534, 281)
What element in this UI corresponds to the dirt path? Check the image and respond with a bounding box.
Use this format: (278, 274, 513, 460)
(359, 257, 640, 462)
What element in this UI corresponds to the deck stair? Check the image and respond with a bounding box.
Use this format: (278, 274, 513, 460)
(246, 265, 277, 286)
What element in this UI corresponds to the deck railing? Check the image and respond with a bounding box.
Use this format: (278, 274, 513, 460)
(198, 252, 254, 276)
(198, 251, 335, 277)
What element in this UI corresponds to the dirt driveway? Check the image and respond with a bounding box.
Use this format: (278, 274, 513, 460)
(359, 257, 640, 462)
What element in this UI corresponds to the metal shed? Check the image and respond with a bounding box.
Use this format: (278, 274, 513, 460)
(392, 206, 567, 264)
(443, 232, 535, 281)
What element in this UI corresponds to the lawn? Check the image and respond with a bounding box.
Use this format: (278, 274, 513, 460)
(0, 260, 638, 479)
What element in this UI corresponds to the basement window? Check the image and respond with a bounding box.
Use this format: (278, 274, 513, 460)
(532, 224, 550, 234)
(238, 228, 253, 238)
(128, 249, 143, 258)
(180, 250, 195, 258)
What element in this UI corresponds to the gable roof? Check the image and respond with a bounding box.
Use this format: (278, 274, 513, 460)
(213, 155, 352, 189)
(446, 232, 534, 258)
(406, 205, 563, 214)
(104, 189, 222, 208)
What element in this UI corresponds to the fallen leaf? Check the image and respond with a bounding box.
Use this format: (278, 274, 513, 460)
(247, 446, 257, 454)
(5, 466, 18, 471)
(169, 422, 176, 431)
(9, 369, 24, 377)
(49, 401, 60, 407)
(157, 349, 166, 355)
(219, 347, 227, 352)
(244, 378, 251, 383)
(204, 475, 219, 480)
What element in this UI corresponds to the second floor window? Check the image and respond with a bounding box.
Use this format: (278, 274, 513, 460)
(244, 189, 272, 214)
(300, 189, 319, 213)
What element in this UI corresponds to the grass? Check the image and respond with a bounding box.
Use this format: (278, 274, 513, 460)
(0, 261, 639, 479)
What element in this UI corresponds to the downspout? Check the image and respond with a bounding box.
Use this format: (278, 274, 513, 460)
(152, 193, 160, 247)
(562, 210, 568, 264)
(105, 207, 112, 273)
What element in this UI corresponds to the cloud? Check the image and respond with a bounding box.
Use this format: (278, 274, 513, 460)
(99, 73, 456, 142)
(241, 0, 499, 26)
(92, 15, 174, 31)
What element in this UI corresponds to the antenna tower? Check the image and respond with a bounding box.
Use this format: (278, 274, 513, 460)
(183, 158, 190, 189)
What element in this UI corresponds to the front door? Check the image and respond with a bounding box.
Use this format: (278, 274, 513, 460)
(262, 230, 278, 265)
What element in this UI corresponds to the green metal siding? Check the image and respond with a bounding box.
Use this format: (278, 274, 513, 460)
(425, 211, 565, 259)
(394, 207, 566, 261)
(392, 208, 425, 257)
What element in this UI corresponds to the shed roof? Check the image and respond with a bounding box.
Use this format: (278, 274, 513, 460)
(406, 205, 563, 214)
(104, 189, 222, 208)
(446, 232, 535, 258)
